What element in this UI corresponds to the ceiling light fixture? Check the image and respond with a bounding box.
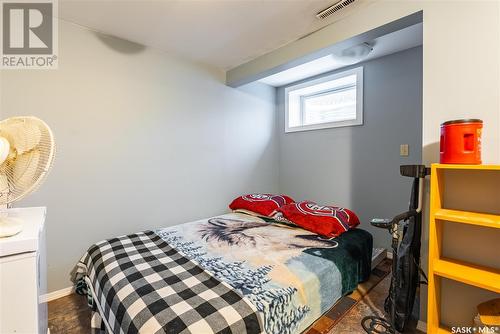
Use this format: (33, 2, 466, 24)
(332, 42, 373, 65)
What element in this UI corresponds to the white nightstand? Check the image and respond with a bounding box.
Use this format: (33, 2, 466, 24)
(0, 207, 47, 334)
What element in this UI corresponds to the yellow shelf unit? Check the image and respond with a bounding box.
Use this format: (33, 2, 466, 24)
(427, 163, 500, 334)
(431, 164, 500, 171)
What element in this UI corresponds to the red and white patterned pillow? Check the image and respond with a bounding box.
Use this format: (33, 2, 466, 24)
(229, 193, 295, 217)
(276, 201, 360, 237)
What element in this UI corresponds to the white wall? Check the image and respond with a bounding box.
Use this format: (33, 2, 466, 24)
(0, 20, 279, 292)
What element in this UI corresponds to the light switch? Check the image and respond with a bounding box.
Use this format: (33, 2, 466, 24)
(400, 144, 409, 156)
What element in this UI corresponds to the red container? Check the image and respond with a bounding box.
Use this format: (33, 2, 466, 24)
(440, 119, 483, 164)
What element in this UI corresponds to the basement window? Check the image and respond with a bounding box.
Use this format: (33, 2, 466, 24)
(285, 67, 363, 132)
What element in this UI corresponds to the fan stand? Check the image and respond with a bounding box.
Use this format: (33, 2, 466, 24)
(0, 216, 23, 237)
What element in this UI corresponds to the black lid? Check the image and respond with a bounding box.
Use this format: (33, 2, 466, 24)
(441, 119, 483, 126)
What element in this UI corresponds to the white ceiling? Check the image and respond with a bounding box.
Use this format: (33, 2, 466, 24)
(58, 0, 354, 70)
(259, 22, 423, 86)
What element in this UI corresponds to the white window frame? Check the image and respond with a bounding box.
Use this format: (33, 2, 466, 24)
(284, 67, 364, 133)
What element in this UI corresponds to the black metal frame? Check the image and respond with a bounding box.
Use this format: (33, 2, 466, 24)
(362, 165, 429, 334)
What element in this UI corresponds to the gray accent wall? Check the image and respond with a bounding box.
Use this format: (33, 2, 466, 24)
(277, 47, 422, 249)
(0, 19, 421, 292)
(0, 20, 279, 292)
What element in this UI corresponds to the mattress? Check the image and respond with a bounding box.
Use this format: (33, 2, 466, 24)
(74, 212, 372, 334)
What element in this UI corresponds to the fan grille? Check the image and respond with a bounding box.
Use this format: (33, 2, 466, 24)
(0, 116, 55, 205)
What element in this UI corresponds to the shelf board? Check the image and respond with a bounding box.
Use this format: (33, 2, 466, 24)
(434, 209, 500, 229)
(433, 258, 500, 293)
(432, 163, 500, 171)
(428, 324, 457, 333)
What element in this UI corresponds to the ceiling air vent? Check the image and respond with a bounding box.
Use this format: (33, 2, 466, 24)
(316, 0, 356, 19)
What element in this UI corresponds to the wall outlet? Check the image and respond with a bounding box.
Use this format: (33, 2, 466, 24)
(400, 144, 409, 156)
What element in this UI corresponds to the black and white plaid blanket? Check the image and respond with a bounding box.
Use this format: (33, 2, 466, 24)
(74, 231, 262, 334)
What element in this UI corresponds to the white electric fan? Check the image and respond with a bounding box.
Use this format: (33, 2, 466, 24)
(0, 116, 55, 237)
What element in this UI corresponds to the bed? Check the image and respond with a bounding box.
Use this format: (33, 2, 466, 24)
(73, 212, 372, 334)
